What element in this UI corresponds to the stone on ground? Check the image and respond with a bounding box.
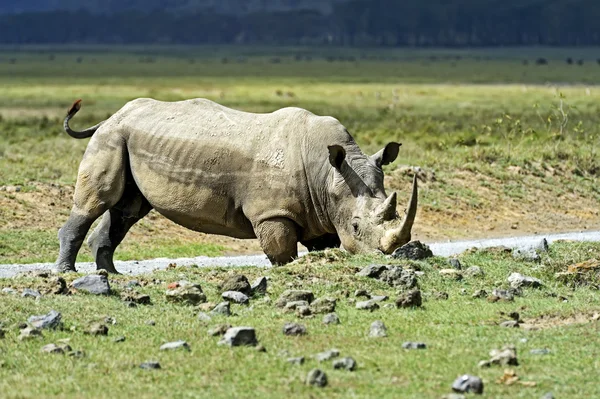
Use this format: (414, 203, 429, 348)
(439, 269, 463, 280)
(275, 290, 314, 308)
(395, 289, 422, 308)
(333, 357, 357, 371)
(208, 324, 232, 337)
(322, 313, 340, 325)
(166, 282, 206, 305)
(250, 277, 268, 295)
(222, 291, 249, 304)
(310, 297, 336, 314)
(306, 369, 328, 387)
(28, 310, 62, 330)
(160, 340, 190, 351)
(287, 357, 304, 365)
(21, 288, 42, 299)
(315, 349, 340, 362)
(210, 302, 231, 316)
(86, 323, 108, 336)
(379, 266, 418, 288)
(392, 240, 433, 260)
(140, 361, 161, 369)
(356, 299, 380, 311)
(402, 342, 427, 349)
(19, 327, 42, 340)
(283, 322, 307, 336)
(508, 272, 543, 289)
(369, 320, 387, 338)
(72, 275, 110, 295)
(464, 266, 485, 278)
(356, 264, 387, 278)
(221, 275, 252, 296)
(452, 374, 484, 394)
(218, 327, 258, 347)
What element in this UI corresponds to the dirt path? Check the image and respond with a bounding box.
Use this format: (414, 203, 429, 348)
(1, 230, 599, 278)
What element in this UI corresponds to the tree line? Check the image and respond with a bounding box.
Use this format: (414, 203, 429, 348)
(1, 0, 598, 46)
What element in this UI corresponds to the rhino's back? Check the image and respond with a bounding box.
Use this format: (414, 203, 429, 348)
(110, 98, 323, 236)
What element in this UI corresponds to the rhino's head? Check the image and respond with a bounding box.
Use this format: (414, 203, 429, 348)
(326, 142, 417, 255)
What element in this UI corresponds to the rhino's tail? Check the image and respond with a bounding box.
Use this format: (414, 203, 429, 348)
(63, 99, 105, 139)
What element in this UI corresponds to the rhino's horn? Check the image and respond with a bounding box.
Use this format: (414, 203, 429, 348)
(380, 174, 418, 254)
(376, 192, 397, 221)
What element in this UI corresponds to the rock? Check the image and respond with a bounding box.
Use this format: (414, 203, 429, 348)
(2, 287, 17, 295)
(140, 361, 161, 370)
(283, 300, 309, 312)
(395, 289, 422, 308)
(369, 320, 387, 338)
(218, 327, 258, 347)
(124, 301, 137, 308)
(472, 289, 487, 299)
(356, 300, 380, 311)
(198, 302, 218, 312)
(72, 275, 110, 295)
(316, 349, 340, 362)
(166, 283, 206, 305)
(113, 336, 126, 343)
(28, 310, 62, 330)
(275, 290, 314, 308)
(210, 302, 231, 316)
(208, 324, 232, 337)
(333, 357, 357, 371)
(296, 306, 311, 317)
(0, 328, 5, 339)
(488, 289, 514, 302)
(283, 322, 307, 336)
(402, 342, 427, 349)
(356, 264, 387, 278)
(379, 266, 418, 288)
(41, 343, 70, 354)
(86, 323, 108, 336)
(310, 297, 336, 314)
(222, 291, 249, 304)
(512, 247, 541, 262)
(306, 369, 328, 387)
(250, 277, 268, 295)
(69, 350, 85, 358)
(391, 240, 433, 260)
(287, 357, 304, 365)
(484, 345, 518, 366)
(160, 340, 190, 351)
(19, 327, 42, 340)
(441, 395, 466, 399)
(22, 288, 42, 299)
(145, 320, 156, 326)
(533, 238, 549, 252)
(323, 313, 340, 325)
(499, 320, 520, 328)
(126, 280, 141, 287)
(530, 348, 551, 355)
(434, 291, 449, 300)
(221, 275, 252, 296)
(449, 258, 462, 270)
(541, 393, 554, 399)
(197, 312, 212, 322)
(354, 289, 370, 298)
(120, 292, 151, 305)
(508, 272, 543, 289)
(452, 374, 484, 394)
(439, 269, 463, 280)
(464, 266, 485, 278)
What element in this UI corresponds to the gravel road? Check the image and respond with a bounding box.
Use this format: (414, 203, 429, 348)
(2, 230, 599, 278)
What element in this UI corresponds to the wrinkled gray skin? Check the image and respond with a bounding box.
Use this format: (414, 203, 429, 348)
(55, 98, 417, 273)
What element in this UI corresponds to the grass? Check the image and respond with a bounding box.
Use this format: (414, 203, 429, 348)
(0, 241, 599, 398)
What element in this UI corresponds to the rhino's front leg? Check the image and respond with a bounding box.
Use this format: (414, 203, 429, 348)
(254, 218, 298, 265)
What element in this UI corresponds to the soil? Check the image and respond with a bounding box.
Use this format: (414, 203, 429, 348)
(520, 311, 600, 330)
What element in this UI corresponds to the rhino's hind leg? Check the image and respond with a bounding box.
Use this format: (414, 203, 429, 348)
(54, 212, 97, 273)
(87, 190, 152, 274)
(301, 233, 341, 252)
(255, 218, 298, 265)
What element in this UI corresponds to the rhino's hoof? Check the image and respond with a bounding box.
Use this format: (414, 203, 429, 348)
(52, 263, 77, 274)
(97, 267, 121, 275)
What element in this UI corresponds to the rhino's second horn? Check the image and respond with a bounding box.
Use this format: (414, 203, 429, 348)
(380, 174, 418, 254)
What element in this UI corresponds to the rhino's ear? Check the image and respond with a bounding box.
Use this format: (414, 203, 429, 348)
(371, 142, 401, 167)
(328, 145, 346, 170)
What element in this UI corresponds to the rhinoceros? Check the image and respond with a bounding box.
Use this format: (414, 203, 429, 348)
(54, 98, 417, 273)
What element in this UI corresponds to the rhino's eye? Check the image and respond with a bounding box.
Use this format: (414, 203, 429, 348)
(351, 220, 360, 235)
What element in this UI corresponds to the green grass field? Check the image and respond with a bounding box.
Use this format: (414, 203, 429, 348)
(0, 241, 599, 398)
(1, 45, 600, 399)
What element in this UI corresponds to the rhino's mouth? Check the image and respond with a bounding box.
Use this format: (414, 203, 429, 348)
(379, 174, 418, 254)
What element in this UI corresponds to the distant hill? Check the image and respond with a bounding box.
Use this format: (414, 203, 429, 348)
(0, 0, 348, 15)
